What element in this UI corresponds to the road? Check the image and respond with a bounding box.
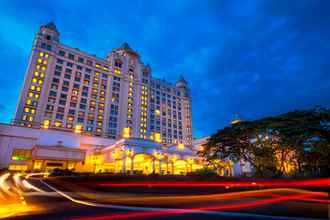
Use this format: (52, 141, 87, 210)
(0, 173, 329, 220)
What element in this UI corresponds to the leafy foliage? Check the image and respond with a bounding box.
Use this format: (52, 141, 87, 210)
(200, 107, 330, 177)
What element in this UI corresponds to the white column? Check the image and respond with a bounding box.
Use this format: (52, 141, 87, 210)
(122, 156, 126, 174)
(159, 160, 162, 175)
(130, 157, 134, 175)
(152, 158, 156, 174)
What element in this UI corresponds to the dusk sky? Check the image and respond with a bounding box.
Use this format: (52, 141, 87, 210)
(0, 0, 329, 138)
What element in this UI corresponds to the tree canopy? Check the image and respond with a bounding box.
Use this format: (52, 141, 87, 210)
(200, 107, 330, 177)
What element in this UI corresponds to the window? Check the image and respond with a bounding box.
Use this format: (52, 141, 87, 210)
(86, 60, 93, 66)
(114, 60, 122, 68)
(56, 114, 64, 119)
(63, 80, 70, 86)
(9, 164, 28, 171)
(113, 76, 121, 81)
(78, 57, 84, 63)
(11, 149, 32, 161)
(59, 50, 65, 56)
(52, 78, 60, 84)
(68, 109, 75, 115)
(49, 91, 57, 97)
(59, 99, 66, 105)
(68, 53, 75, 60)
(60, 93, 67, 99)
(78, 117, 84, 123)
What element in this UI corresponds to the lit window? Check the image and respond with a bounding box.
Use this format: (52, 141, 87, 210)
(41, 66, 46, 71)
(114, 69, 121, 75)
(11, 149, 32, 161)
(24, 107, 29, 113)
(42, 119, 50, 129)
(55, 121, 61, 127)
(33, 160, 42, 170)
(37, 58, 42, 63)
(26, 99, 32, 105)
(30, 85, 35, 90)
(9, 164, 28, 171)
(32, 78, 37, 83)
(75, 124, 82, 133)
(28, 116, 33, 122)
(123, 127, 130, 138)
(178, 143, 185, 150)
(36, 65, 40, 69)
(28, 92, 34, 97)
(39, 52, 44, 57)
(154, 133, 161, 143)
(43, 60, 48, 65)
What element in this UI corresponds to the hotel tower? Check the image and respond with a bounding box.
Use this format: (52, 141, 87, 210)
(14, 22, 193, 146)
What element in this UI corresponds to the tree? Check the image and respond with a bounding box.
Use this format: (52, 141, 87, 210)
(200, 107, 330, 177)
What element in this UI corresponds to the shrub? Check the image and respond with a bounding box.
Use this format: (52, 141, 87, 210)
(192, 167, 218, 177)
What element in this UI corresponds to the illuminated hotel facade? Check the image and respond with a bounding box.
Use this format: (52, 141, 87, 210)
(0, 22, 240, 175)
(14, 22, 192, 146)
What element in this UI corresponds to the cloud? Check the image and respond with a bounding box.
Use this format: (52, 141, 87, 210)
(0, 0, 329, 138)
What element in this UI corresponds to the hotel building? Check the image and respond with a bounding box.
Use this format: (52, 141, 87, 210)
(0, 22, 239, 176)
(14, 22, 192, 146)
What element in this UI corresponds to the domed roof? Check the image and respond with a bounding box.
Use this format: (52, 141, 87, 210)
(231, 113, 243, 125)
(177, 75, 187, 83)
(42, 22, 59, 33)
(116, 42, 139, 57)
(120, 42, 132, 50)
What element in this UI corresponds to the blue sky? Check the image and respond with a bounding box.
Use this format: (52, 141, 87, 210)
(0, 0, 329, 138)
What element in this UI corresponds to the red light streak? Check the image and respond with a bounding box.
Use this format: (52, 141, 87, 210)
(98, 178, 330, 188)
(70, 192, 326, 220)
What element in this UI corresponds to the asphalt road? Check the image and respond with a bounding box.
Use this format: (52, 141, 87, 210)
(1, 173, 329, 220)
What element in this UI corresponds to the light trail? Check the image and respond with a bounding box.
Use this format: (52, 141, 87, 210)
(69, 193, 325, 220)
(0, 173, 16, 197)
(0, 173, 42, 219)
(22, 180, 46, 193)
(73, 188, 328, 206)
(97, 178, 330, 188)
(25, 172, 49, 179)
(40, 180, 328, 220)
